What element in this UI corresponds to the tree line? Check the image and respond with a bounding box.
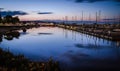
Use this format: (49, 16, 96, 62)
(0, 14, 20, 24)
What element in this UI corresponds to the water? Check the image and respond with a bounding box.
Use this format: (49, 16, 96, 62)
(0, 27, 120, 71)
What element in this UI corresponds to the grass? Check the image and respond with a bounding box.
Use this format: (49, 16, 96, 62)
(0, 48, 61, 71)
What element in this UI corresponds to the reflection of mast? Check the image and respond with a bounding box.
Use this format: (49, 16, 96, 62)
(72, 30, 74, 40)
(72, 30, 75, 40)
(81, 33, 83, 44)
(94, 37, 98, 47)
(63, 27, 65, 37)
(65, 29, 68, 39)
(74, 31, 76, 41)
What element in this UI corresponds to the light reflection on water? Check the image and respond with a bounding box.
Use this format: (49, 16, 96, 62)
(0, 27, 120, 71)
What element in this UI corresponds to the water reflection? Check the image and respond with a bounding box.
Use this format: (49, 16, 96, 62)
(4, 36, 13, 40)
(116, 42, 120, 47)
(75, 43, 113, 49)
(0, 37, 2, 42)
(38, 33, 53, 35)
(3, 31, 20, 41)
(20, 32, 29, 35)
(0, 27, 120, 71)
(63, 29, 77, 41)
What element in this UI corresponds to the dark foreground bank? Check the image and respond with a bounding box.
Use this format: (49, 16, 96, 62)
(0, 48, 61, 71)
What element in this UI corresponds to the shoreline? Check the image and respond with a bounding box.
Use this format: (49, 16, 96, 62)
(1, 23, 120, 43)
(1, 23, 120, 42)
(0, 23, 40, 41)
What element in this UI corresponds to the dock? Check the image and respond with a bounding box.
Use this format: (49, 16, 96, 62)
(56, 23, 120, 42)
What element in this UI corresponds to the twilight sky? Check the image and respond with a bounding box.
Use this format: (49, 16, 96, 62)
(0, 0, 120, 21)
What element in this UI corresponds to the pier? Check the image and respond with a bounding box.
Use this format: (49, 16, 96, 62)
(56, 23, 120, 42)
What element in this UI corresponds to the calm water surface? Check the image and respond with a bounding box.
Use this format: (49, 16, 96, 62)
(0, 27, 120, 71)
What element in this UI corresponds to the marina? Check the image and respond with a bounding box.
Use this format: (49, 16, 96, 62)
(0, 0, 120, 70)
(0, 26, 120, 71)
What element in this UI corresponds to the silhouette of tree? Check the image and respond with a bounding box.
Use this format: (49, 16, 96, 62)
(4, 15, 13, 23)
(3, 15, 20, 24)
(12, 16, 20, 24)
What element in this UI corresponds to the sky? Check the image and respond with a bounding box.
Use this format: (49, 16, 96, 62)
(0, 0, 120, 21)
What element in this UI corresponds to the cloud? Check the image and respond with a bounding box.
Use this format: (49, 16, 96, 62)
(0, 11, 28, 17)
(0, 8, 4, 10)
(37, 12, 53, 14)
(74, 0, 120, 3)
